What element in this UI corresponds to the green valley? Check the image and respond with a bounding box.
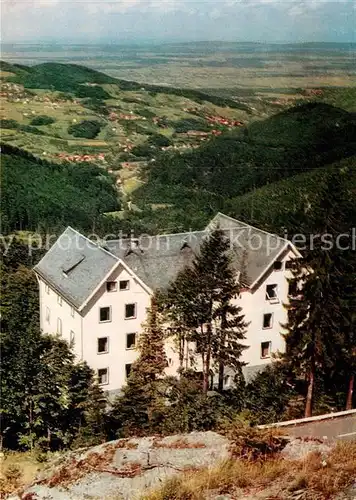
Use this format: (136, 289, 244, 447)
(1, 59, 355, 237)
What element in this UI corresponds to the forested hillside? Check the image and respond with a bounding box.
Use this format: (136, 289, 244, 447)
(1, 145, 119, 233)
(140, 103, 356, 199)
(131, 103, 356, 233)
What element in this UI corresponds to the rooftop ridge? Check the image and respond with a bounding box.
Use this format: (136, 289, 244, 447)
(67, 226, 119, 261)
(212, 212, 290, 243)
(106, 229, 207, 244)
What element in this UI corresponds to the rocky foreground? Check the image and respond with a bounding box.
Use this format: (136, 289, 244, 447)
(8, 431, 356, 500)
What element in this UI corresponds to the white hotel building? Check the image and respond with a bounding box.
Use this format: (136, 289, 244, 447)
(34, 213, 300, 395)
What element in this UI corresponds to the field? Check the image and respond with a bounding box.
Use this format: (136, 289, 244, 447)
(2, 42, 356, 96)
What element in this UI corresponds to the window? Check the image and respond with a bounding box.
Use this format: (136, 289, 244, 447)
(70, 306, 75, 318)
(263, 313, 273, 329)
(119, 280, 130, 291)
(126, 333, 137, 349)
(106, 281, 117, 292)
(273, 260, 283, 271)
(45, 307, 51, 323)
(57, 317, 62, 336)
(125, 364, 132, 379)
(98, 368, 109, 385)
(57, 295, 62, 306)
(261, 341, 271, 359)
(224, 375, 231, 386)
(285, 260, 294, 270)
(266, 284, 278, 302)
(288, 280, 298, 297)
(125, 303, 136, 319)
(99, 307, 111, 323)
(98, 337, 109, 354)
(45, 284, 50, 294)
(70, 330, 75, 344)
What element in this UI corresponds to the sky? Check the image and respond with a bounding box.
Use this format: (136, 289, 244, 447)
(2, 0, 356, 44)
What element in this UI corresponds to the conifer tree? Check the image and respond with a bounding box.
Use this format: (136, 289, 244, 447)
(109, 298, 167, 436)
(163, 229, 247, 394)
(66, 363, 106, 447)
(283, 168, 356, 417)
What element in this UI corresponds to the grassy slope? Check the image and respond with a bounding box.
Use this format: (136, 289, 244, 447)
(130, 102, 356, 233)
(1, 61, 355, 236)
(0, 61, 251, 167)
(2, 61, 250, 111)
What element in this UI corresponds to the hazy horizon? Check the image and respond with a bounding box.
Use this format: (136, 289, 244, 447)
(3, 1, 355, 45)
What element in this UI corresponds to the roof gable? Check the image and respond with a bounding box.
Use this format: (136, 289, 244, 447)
(34, 227, 118, 308)
(106, 231, 206, 290)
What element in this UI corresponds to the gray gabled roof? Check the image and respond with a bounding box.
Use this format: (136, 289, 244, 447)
(105, 231, 206, 291)
(34, 227, 118, 309)
(34, 214, 297, 310)
(106, 214, 291, 289)
(206, 213, 292, 286)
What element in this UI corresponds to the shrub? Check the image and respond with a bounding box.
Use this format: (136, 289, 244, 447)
(148, 134, 172, 148)
(19, 125, 45, 135)
(0, 464, 23, 497)
(1, 119, 19, 129)
(221, 418, 288, 461)
(75, 85, 111, 100)
(30, 115, 56, 126)
(131, 143, 155, 158)
(161, 372, 233, 434)
(244, 362, 298, 424)
(173, 118, 210, 133)
(83, 98, 109, 115)
(136, 108, 156, 119)
(68, 120, 102, 139)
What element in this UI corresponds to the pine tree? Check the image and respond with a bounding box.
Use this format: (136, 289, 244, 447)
(66, 363, 106, 447)
(163, 229, 247, 394)
(213, 288, 249, 392)
(283, 168, 356, 417)
(109, 298, 167, 437)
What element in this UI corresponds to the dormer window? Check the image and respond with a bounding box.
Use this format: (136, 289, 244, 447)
(106, 281, 117, 292)
(180, 241, 190, 251)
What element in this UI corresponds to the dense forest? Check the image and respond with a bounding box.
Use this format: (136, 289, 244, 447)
(138, 103, 356, 199)
(132, 103, 356, 234)
(1, 145, 119, 233)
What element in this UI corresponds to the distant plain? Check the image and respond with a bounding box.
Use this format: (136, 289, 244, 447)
(2, 42, 356, 98)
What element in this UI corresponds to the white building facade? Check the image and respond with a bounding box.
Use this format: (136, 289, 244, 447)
(35, 213, 300, 394)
